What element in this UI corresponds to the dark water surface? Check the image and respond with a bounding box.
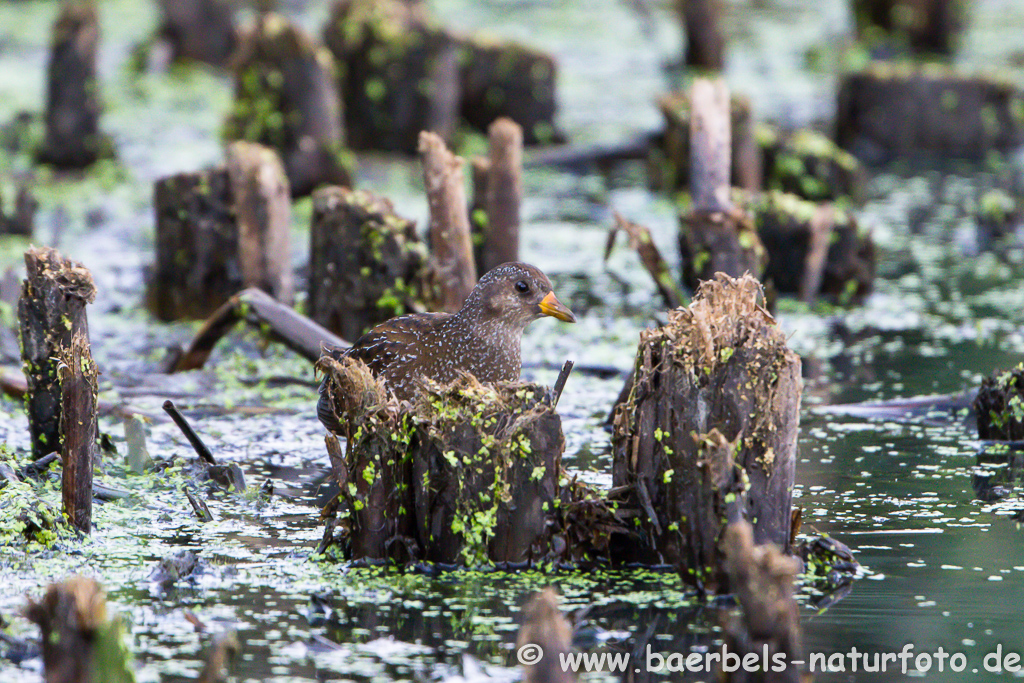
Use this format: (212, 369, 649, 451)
(3, 0, 1024, 681)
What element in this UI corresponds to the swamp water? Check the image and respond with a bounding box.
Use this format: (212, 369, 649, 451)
(2, 0, 1024, 681)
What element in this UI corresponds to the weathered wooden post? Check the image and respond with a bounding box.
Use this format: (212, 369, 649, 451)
(611, 273, 801, 593)
(307, 186, 430, 341)
(19, 248, 96, 460)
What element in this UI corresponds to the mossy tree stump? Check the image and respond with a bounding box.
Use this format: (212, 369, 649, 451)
(758, 125, 864, 203)
(226, 13, 350, 196)
(148, 144, 293, 321)
(837, 63, 1024, 162)
(611, 274, 802, 593)
(37, 1, 111, 168)
(19, 247, 97, 460)
(751, 191, 875, 305)
(975, 362, 1024, 441)
(317, 356, 564, 566)
(459, 37, 561, 145)
(307, 186, 430, 342)
(323, 0, 459, 153)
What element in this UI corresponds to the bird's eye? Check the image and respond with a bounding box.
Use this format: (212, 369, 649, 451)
(515, 280, 530, 293)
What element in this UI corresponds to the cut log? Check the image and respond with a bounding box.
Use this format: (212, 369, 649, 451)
(37, 1, 110, 168)
(19, 247, 96, 460)
(610, 273, 801, 592)
(759, 125, 864, 202)
(323, 0, 459, 153)
(157, 0, 236, 66)
(678, 0, 725, 71)
(459, 37, 562, 145)
(226, 12, 350, 196)
(307, 186, 430, 341)
(837, 63, 1024, 162)
(480, 117, 523, 272)
(57, 333, 98, 534)
(419, 131, 477, 311)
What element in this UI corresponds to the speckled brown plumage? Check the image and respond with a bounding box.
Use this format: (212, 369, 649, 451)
(317, 262, 575, 432)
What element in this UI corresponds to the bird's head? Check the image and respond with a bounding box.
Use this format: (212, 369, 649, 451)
(465, 262, 576, 329)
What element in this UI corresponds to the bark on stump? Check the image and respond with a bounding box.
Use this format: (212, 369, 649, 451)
(752, 191, 875, 305)
(459, 37, 562, 145)
(678, 0, 725, 71)
(420, 131, 477, 312)
(649, 91, 760, 193)
(24, 577, 134, 683)
(37, 1, 110, 168)
(19, 247, 97, 460)
(307, 186, 430, 341)
(837, 63, 1024, 162)
(975, 362, 1024, 441)
(157, 0, 236, 66)
(323, 0, 460, 153)
(226, 12, 350, 196)
(610, 274, 802, 593)
(853, 0, 965, 56)
(759, 125, 864, 202)
(316, 356, 564, 566)
(148, 144, 292, 320)
(58, 333, 98, 534)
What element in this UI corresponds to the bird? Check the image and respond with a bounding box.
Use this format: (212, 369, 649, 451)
(317, 262, 576, 432)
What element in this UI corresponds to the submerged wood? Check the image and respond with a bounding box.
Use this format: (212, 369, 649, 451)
(480, 118, 523, 273)
(226, 13, 349, 196)
(19, 247, 97, 460)
(37, 1, 109, 168)
(307, 186, 430, 341)
(24, 577, 134, 683)
(157, 0, 236, 66)
(57, 334, 98, 534)
(419, 132, 477, 312)
(605, 212, 684, 310)
(611, 274, 801, 592)
(169, 287, 347, 372)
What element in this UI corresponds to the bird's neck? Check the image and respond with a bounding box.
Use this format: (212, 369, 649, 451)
(448, 307, 524, 371)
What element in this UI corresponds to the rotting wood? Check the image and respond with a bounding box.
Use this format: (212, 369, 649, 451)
(57, 333, 98, 534)
(24, 577, 134, 683)
(226, 140, 294, 305)
(517, 588, 577, 683)
(605, 212, 684, 310)
(610, 274, 801, 592)
(419, 132, 477, 312)
(552, 360, 574, 407)
(169, 288, 348, 372)
(37, 1, 111, 168)
(480, 118, 523, 272)
(307, 186, 430, 342)
(156, 0, 236, 66)
(19, 247, 97, 460)
(163, 400, 217, 465)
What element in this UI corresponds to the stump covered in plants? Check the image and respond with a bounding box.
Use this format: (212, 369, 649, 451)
(307, 186, 430, 342)
(323, 0, 459, 153)
(975, 363, 1024, 441)
(751, 191, 875, 304)
(459, 37, 561, 145)
(19, 247, 96, 460)
(317, 355, 565, 566)
(837, 63, 1024, 162)
(610, 274, 802, 593)
(37, 1, 110, 168)
(759, 126, 864, 202)
(226, 12, 350, 196)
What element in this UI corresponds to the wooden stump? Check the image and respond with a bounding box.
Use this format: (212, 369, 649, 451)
(459, 37, 562, 145)
(649, 90, 760, 193)
(837, 63, 1024, 162)
(975, 362, 1024, 441)
(420, 131, 477, 312)
(24, 577, 134, 683)
(0, 186, 37, 237)
(58, 333, 97, 534)
(752, 191, 875, 304)
(37, 1, 110, 168)
(759, 125, 864, 202)
(157, 0, 236, 66)
(226, 13, 350, 197)
(148, 145, 293, 321)
(323, 0, 460, 153)
(853, 0, 965, 56)
(610, 274, 802, 592)
(677, 0, 725, 70)
(478, 118, 523, 273)
(316, 356, 564, 566)
(19, 247, 96, 460)
(307, 186, 430, 341)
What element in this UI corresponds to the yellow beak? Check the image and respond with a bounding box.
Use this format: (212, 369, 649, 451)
(538, 291, 577, 323)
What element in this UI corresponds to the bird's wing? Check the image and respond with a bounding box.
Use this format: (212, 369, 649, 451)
(343, 312, 450, 376)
